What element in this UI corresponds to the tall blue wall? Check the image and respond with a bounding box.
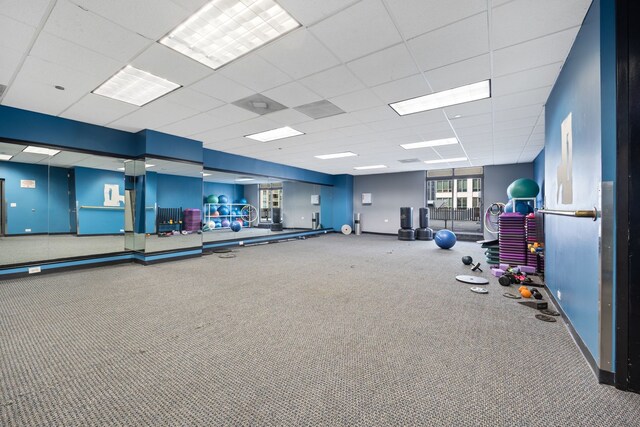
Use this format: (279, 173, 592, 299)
(203, 182, 244, 204)
(156, 174, 202, 211)
(145, 172, 158, 234)
(74, 167, 125, 235)
(544, 0, 606, 363)
(533, 150, 545, 208)
(0, 162, 70, 234)
(329, 175, 354, 231)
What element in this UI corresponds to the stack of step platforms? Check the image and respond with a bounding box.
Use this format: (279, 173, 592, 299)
(183, 208, 201, 232)
(499, 213, 527, 265)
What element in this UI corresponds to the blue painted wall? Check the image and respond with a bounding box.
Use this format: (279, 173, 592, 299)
(145, 172, 158, 234)
(142, 130, 203, 164)
(329, 175, 354, 231)
(533, 150, 545, 208)
(544, 0, 604, 363)
(74, 167, 125, 235)
(320, 186, 334, 229)
(203, 182, 244, 203)
(0, 161, 70, 234)
(156, 174, 202, 211)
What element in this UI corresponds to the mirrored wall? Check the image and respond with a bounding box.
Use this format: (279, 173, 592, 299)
(202, 170, 328, 243)
(0, 140, 128, 266)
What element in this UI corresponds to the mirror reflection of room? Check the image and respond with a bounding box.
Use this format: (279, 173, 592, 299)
(0, 140, 126, 266)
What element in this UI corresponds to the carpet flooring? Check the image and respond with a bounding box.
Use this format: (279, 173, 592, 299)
(1, 233, 639, 426)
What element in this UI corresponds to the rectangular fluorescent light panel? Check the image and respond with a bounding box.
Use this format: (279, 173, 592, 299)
(235, 178, 255, 182)
(202, 173, 212, 177)
(145, 164, 156, 169)
(401, 137, 458, 150)
(93, 65, 181, 106)
(245, 126, 304, 142)
(23, 146, 60, 156)
(390, 80, 491, 116)
(160, 0, 301, 70)
(0, 154, 13, 161)
(354, 165, 387, 170)
(424, 157, 468, 164)
(315, 152, 358, 160)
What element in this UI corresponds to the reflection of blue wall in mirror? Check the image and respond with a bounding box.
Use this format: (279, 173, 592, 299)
(203, 182, 244, 204)
(145, 172, 157, 234)
(157, 174, 203, 215)
(0, 162, 70, 234)
(74, 167, 125, 235)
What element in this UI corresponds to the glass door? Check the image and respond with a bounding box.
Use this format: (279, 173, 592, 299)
(427, 176, 483, 237)
(258, 183, 283, 224)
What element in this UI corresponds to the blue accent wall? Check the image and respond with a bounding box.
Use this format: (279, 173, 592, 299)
(544, 0, 604, 363)
(145, 172, 157, 234)
(203, 182, 245, 204)
(156, 174, 202, 211)
(0, 161, 70, 234)
(142, 130, 203, 164)
(533, 149, 545, 208)
(74, 167, 125, 235)
(329, 174, 354, 231)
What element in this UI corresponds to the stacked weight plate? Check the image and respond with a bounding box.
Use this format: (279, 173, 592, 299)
(183, 208, 201, 232)
(499, 213, 527, 265)
(482, 240, 500, 266)
(525, 214, 538, 269)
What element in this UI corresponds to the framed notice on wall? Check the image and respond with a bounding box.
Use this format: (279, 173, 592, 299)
(362, 193, 372, 205)
(20, 180, 36, 188)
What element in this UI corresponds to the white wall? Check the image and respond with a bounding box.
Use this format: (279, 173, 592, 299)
(282, 181, 321, 229)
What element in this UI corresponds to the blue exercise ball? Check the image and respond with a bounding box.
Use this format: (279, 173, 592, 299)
(434, 229, 457, 249)
(239, 198, 247, 204)
(505, 199, 532, 215)
(217, 206, 230, 216)
(218, 195, 229, 204)
(230, 221, 242, 232)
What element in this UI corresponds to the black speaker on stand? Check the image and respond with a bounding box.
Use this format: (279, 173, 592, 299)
(416, 207, 434, 240)
(271, 207, 283, 231)
(398, 207, 415, 241)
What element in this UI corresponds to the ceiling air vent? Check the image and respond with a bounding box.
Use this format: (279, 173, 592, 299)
(398, 158, 422, 163)
(294, 100, 345, 119)
(232, 94, 287, 115)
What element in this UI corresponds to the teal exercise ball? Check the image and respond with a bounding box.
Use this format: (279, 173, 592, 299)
(507, 178, 539, 199)
(206, 194, 218, 204)
(505, 199, 533, 215)
(239, 198, 247, 204)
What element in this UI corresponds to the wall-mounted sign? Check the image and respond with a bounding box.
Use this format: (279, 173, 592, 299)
(311, 194, 320, 205)
(104, 184, 125, 206)
(362, 193, 372, 205)
(20, 180, 35, 188)
(557, 112, 574, 205)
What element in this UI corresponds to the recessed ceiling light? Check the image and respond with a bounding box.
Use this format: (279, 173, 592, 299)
(117, 167, 125, 171)
(160, 0, 300, 70)
(93, 65, 181, 106)
(453, 114, 462, 119)
(145, 164, 155, 168)
(23, 146, 60, 156)
(315, 152, 358, 160)
(354, 165, 387, 170)
(0, 154, 12, 161)
(245, 126, 304, 142)
(202, 172, 212, 177)
(424, 157, 468, 164)
(400, 138, 458, 150)
(235, 177, 255, 182)
(390, 80, 491, 116)
(54, 85, 65, 91)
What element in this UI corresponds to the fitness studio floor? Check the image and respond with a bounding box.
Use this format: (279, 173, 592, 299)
(1, 234, 638, 426)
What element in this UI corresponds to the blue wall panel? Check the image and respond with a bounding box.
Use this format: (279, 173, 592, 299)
(203, 182, 244, 204)
(533, 150, 545, 208)
(145, 172, 158, 234)
(329, 175, 354, 231)
(49, 167, 71, 233)
(143, 130, 203, 164)
(156, 174, 202, 211)
(74, 167, 125, 235)
(544, 0, 602, 362)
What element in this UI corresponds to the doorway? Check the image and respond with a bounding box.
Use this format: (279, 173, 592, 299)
(426, 172, 483, 238)
(259, 183, 283, 225)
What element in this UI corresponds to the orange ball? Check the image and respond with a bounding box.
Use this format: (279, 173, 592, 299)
(519, 288, 532, 298)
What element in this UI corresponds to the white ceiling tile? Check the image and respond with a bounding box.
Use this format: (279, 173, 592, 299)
(492, 62, 563, 97)
(493, 105, 543, 123)
(299, 65, 365, 99)
(449, 113, 492, 129)
(261, 81, 323, 108)
(131, 43, 213, 86)
(190, 73, 254, 103)
(218, 54, 292, 93)
(0, 46, 23, 84)
(444, 98, 492, 120)
(43, 0, 151, 62)
(492, 27, 579, 77)
(276, 0, 359, 26)
(0, 14, 36, 53)
(159, 88, 223, 113)
(70, 0, 189, 40)
(156, 111, 226, 137)
(0, 0, 51, 26)
(258, 29, 340, 80)
(492, 0, 591, 50)
(424, 54, 491, 92)
(370, 74, 429, 104)
(351, 105, 399, 124)
(29, 32, 122, 82)
(108, 99, 199, 132)
(2, 74, 85, 116)
(60, 93, 139, 126)
(385, 0, 486, 40)
(263, 109, 312, 126)
(309, 0, 402, 62)
(330, 89, 383, 113)
(346, 43, 420, 88)
(18, 55, 104, 95)
(295, 113, 362, 134)
(408, 13, 489, 71)
(0, 142, 26, 155)
(492, 86, 552, 111)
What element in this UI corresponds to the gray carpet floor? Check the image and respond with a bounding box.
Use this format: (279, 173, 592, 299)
(1, 234, 639, 426)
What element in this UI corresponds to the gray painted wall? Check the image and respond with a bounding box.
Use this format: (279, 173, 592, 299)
(353, 171, 426, 234)
(282, 181, 321, 229)
(482, 163, 534, 239)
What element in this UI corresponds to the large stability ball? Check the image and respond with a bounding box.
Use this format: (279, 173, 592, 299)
(230, 221, 242, 232)
(239, 198, 247, 204)
(434, 229, 457, 249)
(206, 194, 218, 204)
(221, 219, 231, 228)
(507, 178, 540, 199)
(217, 206, 230, 216)
(505, 199, 533, 215)
(218, 195, 229, 204)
